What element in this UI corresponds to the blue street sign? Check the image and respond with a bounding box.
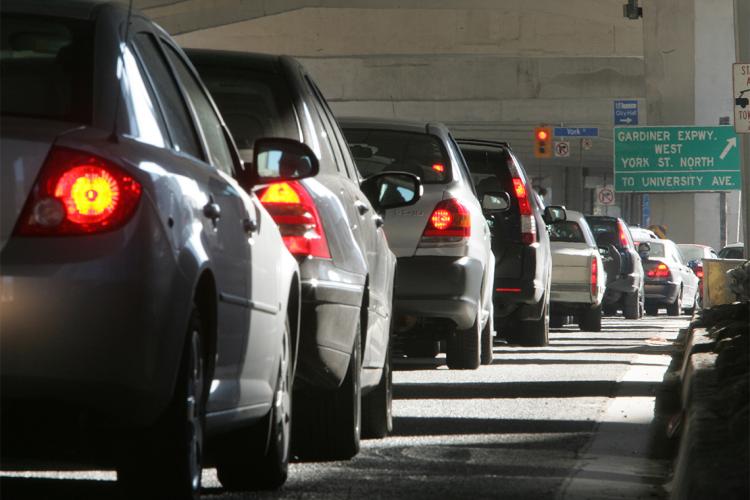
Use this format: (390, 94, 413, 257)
(553, 127, 599, 137)
(614, 99, 639, 125)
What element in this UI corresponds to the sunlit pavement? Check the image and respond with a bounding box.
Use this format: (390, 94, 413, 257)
(1, 315, 689, 500)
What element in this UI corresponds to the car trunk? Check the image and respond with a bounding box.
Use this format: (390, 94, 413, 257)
(382, 186, 447, 257)
(551, 243, 592, 283)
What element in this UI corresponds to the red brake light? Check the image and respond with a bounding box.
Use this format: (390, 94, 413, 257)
(432, 163, 445, 173)
(617, 221, 632, 249)
(420, 198, 470, 245)
(695, 264, 704, 279)
(258, 181, 331, 259)
(512, 177, 536, 244)
(647, 262, 671, 279)
(591, 257, 598, 298)
(15, 147, 141, 236)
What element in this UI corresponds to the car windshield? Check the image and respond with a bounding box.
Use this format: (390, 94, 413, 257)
(718, 246, 744, 259)
(678, 245, 704, 262)
(0, 14, 94, 123)
(344, 129, 451, 184)
(193, 63, 297, 162)
(550, 221, 586, 243)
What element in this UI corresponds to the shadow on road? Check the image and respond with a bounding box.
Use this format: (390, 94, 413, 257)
(0, 477, 118, 500)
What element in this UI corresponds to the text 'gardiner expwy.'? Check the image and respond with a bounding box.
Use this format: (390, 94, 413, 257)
(616, 129, 716, 142)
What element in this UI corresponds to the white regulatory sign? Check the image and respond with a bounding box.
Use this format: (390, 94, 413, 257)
(581, 138, 593, 150)
(554, 141, 570, 157)
(733, 63, 750, 134)
(596, 185, 615, 206)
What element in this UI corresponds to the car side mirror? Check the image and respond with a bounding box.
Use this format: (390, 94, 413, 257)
(236, 137, 319, 188)
(638, 241, 651, 258)
(481, 192, 511, 212)
(360, 171, 423, 212)
(543, 205, 566, 224)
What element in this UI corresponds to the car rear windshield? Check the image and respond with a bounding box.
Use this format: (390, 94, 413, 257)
(193, 63, 297, 162)
(642, 241, 666, 258)
(586, 218, 624, 248)
(550, 221, 586, 243)
(718, 246, 744, 259)
(459, 146, 514, 197)
(343, 129, 451, 183)
(1, 14, 94, 124)
(678, 245, 704, 262)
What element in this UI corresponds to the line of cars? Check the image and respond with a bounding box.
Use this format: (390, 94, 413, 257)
(0, 1, 742, 498)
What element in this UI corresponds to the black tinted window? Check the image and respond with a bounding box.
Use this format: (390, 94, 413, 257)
(194, 62, 297, 163)
(585, 218, 620, 247)
(550, 221, 586, 243)
(460, 146, 513, 195)
(1, 14, 93, 123)
(344, 129, 450, 183)
(133, 33, 201, 158)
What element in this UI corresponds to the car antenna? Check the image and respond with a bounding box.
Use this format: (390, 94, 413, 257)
(109, 0, 135, 143)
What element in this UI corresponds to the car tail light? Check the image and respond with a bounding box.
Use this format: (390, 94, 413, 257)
(258, 181, 331, 259)
(419, 198, 471, 246)
(14, 147, 141, 236)
(617, 220, 632, 249)
(431, 163, 445, 173)
(590, 257, 598, 298)
(496, 287, 521, 293)
(512, 177, 536, 245)
(647, 262, 671, 279)
(695, 264, 704, 279)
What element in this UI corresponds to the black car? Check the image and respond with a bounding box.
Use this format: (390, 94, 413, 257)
(458, 139, 563, 347)
(584, 215, 645, 319)
(189, 49, 421, 459)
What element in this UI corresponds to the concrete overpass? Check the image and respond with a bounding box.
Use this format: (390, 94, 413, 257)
(137, 0, 744, 250)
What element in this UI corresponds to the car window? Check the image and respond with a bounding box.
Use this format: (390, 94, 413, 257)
(642, 241, 666, 258)
(163, 43, 234, 175)
(344, 128, 451, 183)
(550, 221, 586, 243)
(678, 245, 704, 262)
(304, 76, 349, 176)
(133, 33, 202, 158)
(718, 246, 744, 259)
(120, 44, 167, 148)
(192, 62, 298, 163)
(0, 14, 93, 124)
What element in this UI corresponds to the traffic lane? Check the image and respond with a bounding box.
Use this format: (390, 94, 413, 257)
(0, 316, 687, 499)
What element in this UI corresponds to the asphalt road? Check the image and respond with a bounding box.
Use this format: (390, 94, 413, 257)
(1, 314, 687, 500)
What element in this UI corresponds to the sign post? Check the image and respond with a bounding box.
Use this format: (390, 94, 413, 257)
(613, 125, 741, 192)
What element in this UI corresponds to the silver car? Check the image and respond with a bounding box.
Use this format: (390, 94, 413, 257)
(342, 118, 495, 369)
(0, 2, 315, 497)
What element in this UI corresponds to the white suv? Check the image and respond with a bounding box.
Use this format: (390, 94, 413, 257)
(342, 118, 495, 369)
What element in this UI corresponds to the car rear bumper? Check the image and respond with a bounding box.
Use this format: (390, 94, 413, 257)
(603, 274, 639, 304)
(551, 282, 596, 306)
(393, 255, 483, 330)
(0, 214, 190, 428)
(296, 275, 363, 390)
(644, 281, 679, 304)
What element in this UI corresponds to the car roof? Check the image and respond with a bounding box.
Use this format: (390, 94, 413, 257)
(184, 48, 289, 75)
(1, 0, 124, 19)
(338, 116, 449, 136)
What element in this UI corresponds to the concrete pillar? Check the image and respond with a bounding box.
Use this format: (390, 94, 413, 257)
(642, 0, 738, 249)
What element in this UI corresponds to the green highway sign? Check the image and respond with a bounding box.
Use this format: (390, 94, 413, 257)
(613, 125, 741, 192)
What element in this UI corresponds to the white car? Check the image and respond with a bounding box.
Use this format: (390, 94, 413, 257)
(341, 118, 495, 369)
(549, 211, 606, 331)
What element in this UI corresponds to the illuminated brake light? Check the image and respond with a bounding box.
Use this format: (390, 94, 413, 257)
(617, 221, 632, 249)
(647, 262, 671, 279)
(695, 264, 704, 279)
(15, 147, 141, 236)
(496, 287, 521, 293)
(258, 181, 331, 259)
(512, 177, 536, 244)
(591, 257, 598, 298)
(419, 198, 470, 246)
(432, 163, 445, 173)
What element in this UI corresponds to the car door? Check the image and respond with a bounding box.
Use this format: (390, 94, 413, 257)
(159, 37, 275, 410)
(672, 242, 698, 302)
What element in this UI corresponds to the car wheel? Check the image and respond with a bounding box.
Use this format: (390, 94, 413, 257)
(623, 291, 640, 319)
(118, 308, 206, 500)
(216, 318, 292, 490)
(362, 344, 392, 439)
(579, 305, 602, 332)
(292, 326, 361, 461)
(667, 287, 682, 316)
(549, 314, 565, 328)
(505, 297, 550, 347)
(645, 303, 659, 316)
(446, 314, 481, 369)
(480, 315, 494, 365)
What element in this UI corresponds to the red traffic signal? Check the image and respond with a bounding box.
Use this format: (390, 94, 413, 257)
(534, 126, 552, 158)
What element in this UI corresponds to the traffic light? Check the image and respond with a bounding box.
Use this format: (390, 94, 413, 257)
(534, 127, 552, 158)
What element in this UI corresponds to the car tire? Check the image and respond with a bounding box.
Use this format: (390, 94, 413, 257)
(117, 308, 206, 500)
(480, 315, 494, 365)
(645, 303, 659, 316)
(292, 327, 361, 461)
(579, 305, 602, 332)
(667, 288, 682, 316)
(361, 344, 392, 439)
(623, 291, 640, 319)
(446, 315, 481, 370)
(505, 298, 549, 347)
(216, 318, 292, 490)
